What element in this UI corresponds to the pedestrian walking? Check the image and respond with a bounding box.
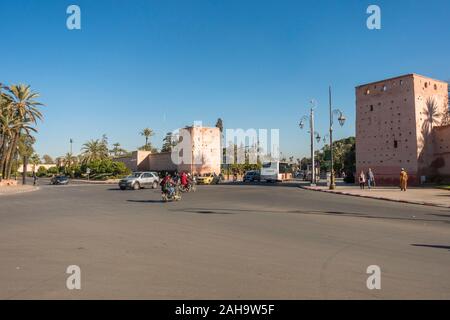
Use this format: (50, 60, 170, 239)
(400, 168, 408, 191)
(359, 170, 366, 189)
(367, 168, 375, 189)
(32, 171, 38, 186)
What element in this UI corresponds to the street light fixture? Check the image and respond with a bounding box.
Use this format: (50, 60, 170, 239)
(328, 86, 346, 190)
(322, 133, 329, 144)
(315, 133, 321, 144)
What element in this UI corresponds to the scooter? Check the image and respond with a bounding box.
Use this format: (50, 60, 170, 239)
(180, 180, 197, 193)
(162, 185, 182, 202)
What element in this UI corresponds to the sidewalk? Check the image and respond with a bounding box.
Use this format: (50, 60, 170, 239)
(0, 184, 38, 196)
(301, 184, 450, 208)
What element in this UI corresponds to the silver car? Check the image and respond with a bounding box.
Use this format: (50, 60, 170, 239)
(119, 171, 160, 190)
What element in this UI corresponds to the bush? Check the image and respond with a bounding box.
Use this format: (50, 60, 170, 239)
(81, 159, 130, 179)
(36, 166, 48, 177)
(47, 166, 59, 175)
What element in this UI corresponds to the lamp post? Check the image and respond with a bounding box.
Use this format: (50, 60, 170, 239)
(328, 86, 346, 190)
(299, 100, 321, 186)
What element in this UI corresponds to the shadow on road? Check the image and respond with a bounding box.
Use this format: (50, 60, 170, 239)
(220, 181, 303, 188)
(178, 209, 236, 214)
(411, 244, 450, 251)
(127, 199, 165, 203)
(172, 207, 450, 224)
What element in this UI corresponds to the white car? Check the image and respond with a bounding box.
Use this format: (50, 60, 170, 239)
(118, 171, 160, 190)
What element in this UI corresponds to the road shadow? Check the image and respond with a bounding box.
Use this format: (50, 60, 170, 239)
(411, 244, 450, 251)
(109, 188, 159, 192)
(127, 199, 165, 203)
(179, 209, 236, 215)
(220, 181, 305, 188)
(173, 207, 450, 224)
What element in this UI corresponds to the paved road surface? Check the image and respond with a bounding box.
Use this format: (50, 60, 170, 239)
(1, 182, 449, 299)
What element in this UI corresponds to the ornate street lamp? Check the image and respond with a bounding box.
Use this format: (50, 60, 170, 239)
(328, 86, 346, 190)
(315, 133, 321, 144)
(299, 100, 318, 186)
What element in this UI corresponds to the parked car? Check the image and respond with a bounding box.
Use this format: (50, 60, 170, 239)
(243, 170, 261, 182)
(50, 175, 69, 185)
(119, 171, 160, 190)
(196, 173, 221, 185)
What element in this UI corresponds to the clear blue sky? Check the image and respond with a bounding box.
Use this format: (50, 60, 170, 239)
(1, 0, 449, 159)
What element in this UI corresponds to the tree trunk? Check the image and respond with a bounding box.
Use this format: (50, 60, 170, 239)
(2, 138, 14, 179)
(22, 156, 27, 185)
(4, 132, 19, 180)
(0, 136, 8, 181)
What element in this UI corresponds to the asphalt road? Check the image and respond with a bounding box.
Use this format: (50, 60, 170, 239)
(1, 181, 450, 299)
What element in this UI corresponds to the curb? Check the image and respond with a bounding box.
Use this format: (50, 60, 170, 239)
(299, 186, 450, 209)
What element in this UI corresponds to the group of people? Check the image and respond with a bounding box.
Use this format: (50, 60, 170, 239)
(358, 168, 375, 190)
(358, 168, 409, 191)
(160, 171, 195, 198)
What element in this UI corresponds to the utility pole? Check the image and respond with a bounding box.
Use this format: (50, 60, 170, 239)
(310, 106, 316, 186)
(329, 86, 335, 189)
(328, 86, 346, 190)
(299, 100, 319, 187)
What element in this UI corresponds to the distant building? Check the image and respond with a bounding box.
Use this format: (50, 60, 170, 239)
(356, 74, 449, 185)
(17, 163, 56, 173)
(116, 125, 221, 175)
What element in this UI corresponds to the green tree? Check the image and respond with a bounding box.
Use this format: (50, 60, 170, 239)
(81, 139, 109, 163)
(140, 128, 154, 148)
(161, 132, 176, 152)
(36, 165, 48, 177)
(110, 142, 127, 157)
(0, 84, 43, 180)
(215, 118, 223, 133)
(42, 154, 54, 164)
(29, 153, 40, 171)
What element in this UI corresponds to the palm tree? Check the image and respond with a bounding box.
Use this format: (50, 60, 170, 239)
(29, 153, 40, 172)
(81, 139, 109, 164)
(140, 128, 154, 148)
(42, 154, 54, 164)
(110, 142, 126, 157)
(64, 152, 78, 167)
(0, 84, 43, 180)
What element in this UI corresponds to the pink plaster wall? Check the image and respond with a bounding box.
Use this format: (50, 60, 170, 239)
(116, 126, 221, 175)
(356, 74, 448, 185)
(433, 124, 450, 177)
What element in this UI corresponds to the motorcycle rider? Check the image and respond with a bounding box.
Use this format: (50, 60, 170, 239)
(160, 173, 175, 197)
(180, 171, 188, 189)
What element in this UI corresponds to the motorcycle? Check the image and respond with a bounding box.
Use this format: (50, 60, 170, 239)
(180, 180, 197, 193)
(161, 185, 182, 202)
